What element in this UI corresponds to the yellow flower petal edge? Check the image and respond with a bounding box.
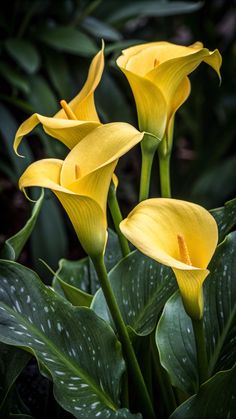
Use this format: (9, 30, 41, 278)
(19, 123, 144, 258)
(13, 45, 104, 156)
(120, 198, 218, 319)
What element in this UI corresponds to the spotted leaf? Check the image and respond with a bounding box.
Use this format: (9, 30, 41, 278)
(156, 232, 236, 395)
(0, 260, 141, 418)
(170, 365, 236, 419)
(210, 198, 236, 242)
(92, 250, 177, 335)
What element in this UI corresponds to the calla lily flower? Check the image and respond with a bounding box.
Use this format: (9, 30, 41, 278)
(19, 123, 144, 258)
(120, 198, 218, 319)
(117, 41, 222, 154)
(14, 45, 104, 155)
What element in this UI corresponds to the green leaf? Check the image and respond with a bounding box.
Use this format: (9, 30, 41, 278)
(191, 156, 236, 208)
(44, 50, 72, 99)
(156, 232, 236, 395)
(92, 250, 177, 335)
(107, 1, 203, 23)
(55, 275, 92, 307)
(26, 75, 58, 115)
(53, 228, 122, 297)
(170, 365, 236, 419)
(0, 62, 30, 94)
(30, 192, 68, 283)
(97, 71, 134, 123)
(104, 40, 143, 55)
(81, 16, 122, 41)
(210, 198, 236, 242)
(0, 260, 140, 418)
(0, 104, 33, 180)
(37, 26, 97, 56)
(5, 39, 40, 74)
(0, 343, 31, 415)
(1, 190, 44, 261)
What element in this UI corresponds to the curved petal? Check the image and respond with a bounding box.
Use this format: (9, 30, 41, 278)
(13, 113, 100, 155)
(54, 45, 104, 122)
(169, 76, 191, 120)
(173, 268, 209, 319)
(146, 48, 221, 107)
(116, 68, 167, 139)
(120, 198, 218, 270)
(161, 76, 191, 155)
(54, 191, 107, 257)
(18, 159, 70, 193)
(68, 161, 117, 213)
(14, 113, 41, 156)
(19, 159, 107, 257)
(60, 122, 144, 187)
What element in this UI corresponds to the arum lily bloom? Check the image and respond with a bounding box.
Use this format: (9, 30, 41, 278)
(19, 123, 144, 258)
(14, 45, 104, 155)
(120, 198, 218, 319)
(117, 41, 222, 155)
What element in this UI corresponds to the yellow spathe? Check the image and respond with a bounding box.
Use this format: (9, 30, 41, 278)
(14, 45, 104, 155)
(120, 198, 218, 319)
(19, 123, 144, 257)
(117, 41, 222, 152)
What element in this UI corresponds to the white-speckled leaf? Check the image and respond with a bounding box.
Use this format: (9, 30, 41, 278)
(92, 250, 177, 335)
(156, 232, 236, 395)
(210, 198, 236, 242)
(53, 229, 123, 301)
(170, 365, 236, 419)
(0, 260, 141, 418)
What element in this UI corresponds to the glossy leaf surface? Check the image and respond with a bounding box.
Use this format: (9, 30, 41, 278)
(0, 261, 140, 418)
(170, 365, 236, 419)
(210, 198, 236, 242)
(92, 250, 177, 335)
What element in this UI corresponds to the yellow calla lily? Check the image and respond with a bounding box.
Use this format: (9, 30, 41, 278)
(117, 41, 222, 152)
(14, 45, 104, 155)
(19, 123, 144, 257)
(120, 198, 218, 319)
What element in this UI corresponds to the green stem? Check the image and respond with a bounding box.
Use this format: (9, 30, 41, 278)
(139, 147, 155, 202)
(158, 153, 171, 198)
(151, 334, 177, 416)
(192, 318, 209, 385)
(92, 255, 156, 419)
(108, 185, 130, 257)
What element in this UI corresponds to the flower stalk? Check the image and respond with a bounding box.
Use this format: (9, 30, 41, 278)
(108, 182, 130, 257)
(158, 153, 171, 198)
(92, 254, 156, 419)
(192, 317, 209, 385)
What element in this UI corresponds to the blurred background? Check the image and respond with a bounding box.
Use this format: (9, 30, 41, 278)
(0, 0, 235, 275)
(0, 1, 235, 417)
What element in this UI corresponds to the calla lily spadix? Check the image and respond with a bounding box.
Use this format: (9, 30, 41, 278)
(120, 198, 218, 319)
(117, 41, 222, 154)
(14, 44, 104, 155)
(19, 123, 144, 258)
